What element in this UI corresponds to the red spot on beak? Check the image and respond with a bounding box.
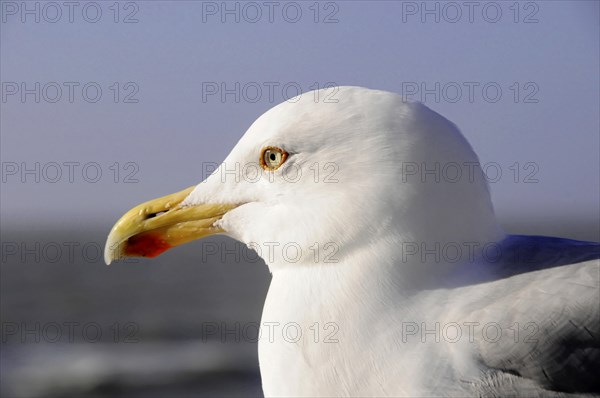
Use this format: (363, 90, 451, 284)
(125, 233, 172, 258)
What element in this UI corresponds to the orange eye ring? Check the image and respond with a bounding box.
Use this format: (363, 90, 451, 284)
(260, 146, 289, 171)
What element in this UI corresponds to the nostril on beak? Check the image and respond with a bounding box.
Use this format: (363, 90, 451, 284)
(147, 211, 167, 219)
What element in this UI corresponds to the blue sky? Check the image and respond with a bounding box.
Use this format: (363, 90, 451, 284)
(1, 1, 598, 236)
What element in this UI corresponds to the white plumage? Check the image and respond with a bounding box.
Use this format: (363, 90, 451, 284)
(112, 86, 600, 396)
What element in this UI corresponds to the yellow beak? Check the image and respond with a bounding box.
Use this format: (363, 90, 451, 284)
(104, 186, 239, 264)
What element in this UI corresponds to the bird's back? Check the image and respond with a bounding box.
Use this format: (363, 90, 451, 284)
(455, 235, 600, 396)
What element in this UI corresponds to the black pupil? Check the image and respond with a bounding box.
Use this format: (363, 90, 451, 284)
(269, 153, 277, 161)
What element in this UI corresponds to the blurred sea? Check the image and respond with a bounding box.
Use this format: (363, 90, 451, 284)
(1, 220, 598, 397)
(1, 228, 270, 398)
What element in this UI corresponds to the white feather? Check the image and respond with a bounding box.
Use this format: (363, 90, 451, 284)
(183, 86, 599, 397)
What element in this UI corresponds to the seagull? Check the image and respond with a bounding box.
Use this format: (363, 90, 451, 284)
(105, 86, 600, 397)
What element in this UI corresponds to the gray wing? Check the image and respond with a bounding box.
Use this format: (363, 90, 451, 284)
(471, 236, 600, 396)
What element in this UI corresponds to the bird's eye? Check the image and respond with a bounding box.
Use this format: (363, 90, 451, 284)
(260, 146, 288, 171)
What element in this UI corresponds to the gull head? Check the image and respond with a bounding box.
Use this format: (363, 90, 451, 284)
(105, 86, 502, 268)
